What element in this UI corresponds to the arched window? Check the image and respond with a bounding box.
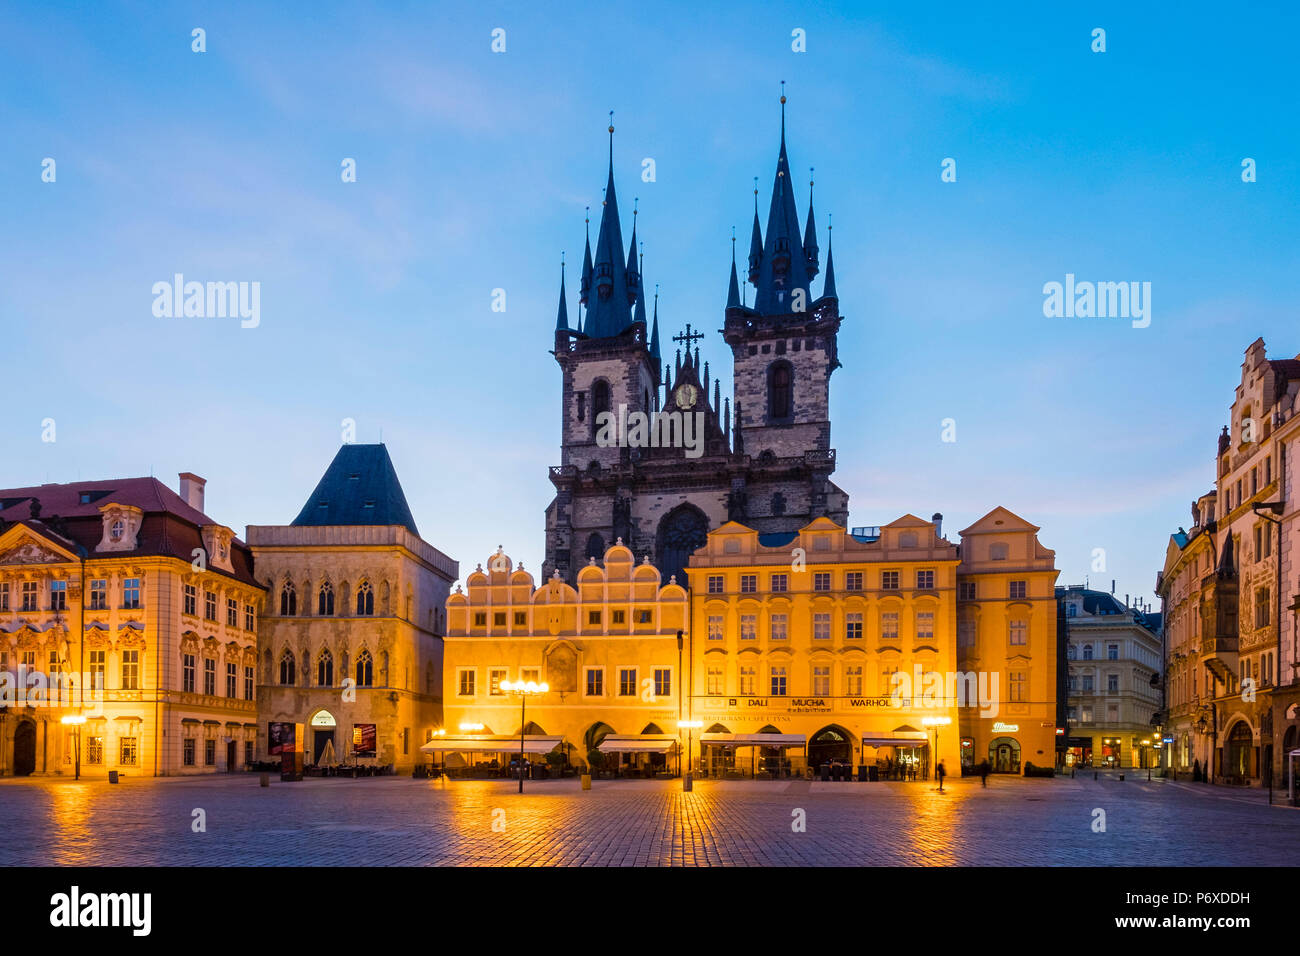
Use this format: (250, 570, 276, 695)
(279, 582, 296, 616)
(279, 649, 296, 686)
(355, 581, 374, 616)
(355, 649, 373, 687)
(317, 648, 333, 687)
(768, 361, 793, 420)
(318, 582, 334, 616)
(1082, 644, 1094, 660)
(586, 533, 605, 562)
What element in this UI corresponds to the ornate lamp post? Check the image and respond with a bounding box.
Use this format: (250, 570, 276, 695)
(500, 680, 548, 793)
(60, 714, 86, 780)
(677, 719, 703, 791)
(922, 716, 951, 790)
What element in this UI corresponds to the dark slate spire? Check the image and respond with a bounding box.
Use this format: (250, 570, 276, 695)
(803, 167, 819, 280)
(649, 285, 662, 367)
(625, 200, 640, 306)
(555, 257, 569, 331)
(727, 227, 741, 309)
(822, 216, 837, 301)
(752, 85, 813, 316)
(579, 207, 593, 306)
(585, 113, 634, 339)
(747, 176, 763, 285)
(633, 248, 648, 328)
(292, 443, 419, 537)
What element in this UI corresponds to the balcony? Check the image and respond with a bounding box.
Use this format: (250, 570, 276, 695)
(1200, 634, 1238, 684)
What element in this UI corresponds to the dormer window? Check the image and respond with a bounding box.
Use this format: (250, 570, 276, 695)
(110, 520, 124, 541)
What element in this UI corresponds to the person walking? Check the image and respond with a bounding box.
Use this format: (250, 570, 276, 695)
(978, 760, 989, 788)
(936, 759, 947, 792)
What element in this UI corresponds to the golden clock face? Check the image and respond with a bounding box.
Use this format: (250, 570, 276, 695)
(675, 384, 698, 409)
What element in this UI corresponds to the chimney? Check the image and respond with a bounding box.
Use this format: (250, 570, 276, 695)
(931, 512, 943, 539)
(178, 473, 206, 513)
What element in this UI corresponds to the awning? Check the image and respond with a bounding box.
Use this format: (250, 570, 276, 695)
(420, 735, 562, 754)
(597, 734, 678, 754)
(860, 734, 928, 748)
(701, 733, 807, 748)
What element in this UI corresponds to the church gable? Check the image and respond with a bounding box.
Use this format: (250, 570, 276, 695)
(0, 524, 81, 567)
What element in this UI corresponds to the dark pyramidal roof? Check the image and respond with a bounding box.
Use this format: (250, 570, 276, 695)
(291, 443, 419, 536)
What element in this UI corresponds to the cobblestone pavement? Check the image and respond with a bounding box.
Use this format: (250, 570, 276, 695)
(0, 772, 1295, 866)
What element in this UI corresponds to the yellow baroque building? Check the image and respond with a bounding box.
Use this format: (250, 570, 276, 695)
(441, 542, 688, 772)
(685, 511, 1058, 777)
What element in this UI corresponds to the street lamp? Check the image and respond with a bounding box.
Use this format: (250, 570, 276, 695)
(500, 680, 548, 793)
(60, 714, 87, 780)
(922, 716, 952, 790)
(677, 719, 703, 791)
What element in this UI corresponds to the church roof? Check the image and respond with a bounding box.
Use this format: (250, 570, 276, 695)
(291, 444, 419, 536)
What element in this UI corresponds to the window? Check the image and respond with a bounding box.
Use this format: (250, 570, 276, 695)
(182, 654, 196, 693)
(202, 658, 215, 695)
(226, 662, 237, 697)
(740, 614, 757, 640)
(245, 741, 254, 766)
(990, 543, 1009, 560)
(1067, 644, 1077, 660)
(740, 575, 757, 593)
(50, 580, 67, 611)
(21, 581, 37, 611)
(770, 573, 788, 592)
(245, 604, 255, 631)
(86, 735, 104, 765)
(356, 581, 374, 616)
(279, 650, 296, 686)
(881, 571, 899, 590)
(812, 665, 831, 696)
(356, 650, 374, 686)
(813, 612, 831, 640)
(1009, 670, 1027, 703)
(881, 612, 899, 641)
(182, 584, 196, 616)
(521, 668, 540, 685)
(121, 649, 140, 690)
(845, 665, 863, 696)
(958, 617, 975, 648)
(1082, 644, 1094, 660)
(707, 575, 724, 594)
(707, 666, 724, 696)
(1106, 704, 1119, 723)
(0, 583, 7, 610)
(204, 739, 216, 766)
(1106, 644, 1119, 661)
(1255, 588, 1270, 628)
(318, 649, 334, 687)
(244, 666, 254, 701)
(514, 611, 527, 627)
(1009, 581, 1026, 599)
(619, 668, 637, 697)
(457, 669, 476, 697)
(916, 570, 934, 590)
(770, 665, 788, 696)
(638, 609, 652, 624)
(588, 611, 601, 626)
(318, 582, 334, 616)
(1008, 621, 1027, 646)
(473, 612, 486, 627)
(1082, 674, 1094, 692)
(958, 581, 976, 601)
(494, 612, 507, 627)
(88, 650, 105, 691)
(654, 668, 671, 697)
(227, 598, 238, 627)
(585, 668, 603, 697)
(204, 590, 217, 621)
(707, 615, 724, 641)
(769, 361, 793, 419)
(916, 611, 934, 642)
(845, 612, 863, 640)
(845, 572, 863, 591)
(280, 583, 296, 616)
(770, 613, 788, 641)
(813, 572, 831, 592)
(739, 665, 756, 695)
(612, 610, 625, 625)
(120, 737, 138, 766)
(1067, 604, 1078, 617)
(1080, 706, 1093, 724)
(1107, 674, 1119, 693)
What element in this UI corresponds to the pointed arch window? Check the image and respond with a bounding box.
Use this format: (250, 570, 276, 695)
(355, 649, 373, 687)
(768, 361, 793, 421)
(318, 582, 334, 616)
(592, 380, 611, 435)
(355, 581, 374, 616)
(279, 582, 297, 616)
(317, 648, 333, 687)
(279, 649, 296, 686)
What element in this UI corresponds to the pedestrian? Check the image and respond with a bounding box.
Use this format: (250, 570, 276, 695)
(979, 760, 989, 788)
(936, 759, 946, 792)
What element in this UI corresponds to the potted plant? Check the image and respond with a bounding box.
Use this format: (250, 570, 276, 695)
(583, 748, 605, 789)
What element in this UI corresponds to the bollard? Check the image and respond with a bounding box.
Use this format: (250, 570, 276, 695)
(1118, 773, 1125, 781)
(683, 772, 693, 792)
(1094, 771, 1098, 781)
(260, 773, 269, 788)
(580, 773, 591, 791)
(108, 770, 119, 784)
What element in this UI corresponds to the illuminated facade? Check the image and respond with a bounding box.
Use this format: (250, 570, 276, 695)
(0, 474, 262, 776)
(442, 542, 688, 769)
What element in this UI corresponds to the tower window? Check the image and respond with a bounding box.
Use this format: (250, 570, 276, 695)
(769, 361, 793, 420)
(592, 380, 611, 434)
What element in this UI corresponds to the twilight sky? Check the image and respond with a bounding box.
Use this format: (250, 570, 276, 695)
(3, 1, 1298, 607)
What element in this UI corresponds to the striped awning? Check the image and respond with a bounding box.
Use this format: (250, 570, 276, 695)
(420, 734, 562, 754)
(597, 734, 678, 754)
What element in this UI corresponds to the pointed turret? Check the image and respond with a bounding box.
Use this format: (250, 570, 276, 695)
(555, 259, 569, 331)
(803, 169, 819, 280)
(821, 219, 837, 301)
(580, 208, 593, 305)
(584, 116, 634, 339)
(625, 204, 640, 306)
(727, 229, 742, 309)
(747, 178, 763, 285)
(649, 287, 662, 369)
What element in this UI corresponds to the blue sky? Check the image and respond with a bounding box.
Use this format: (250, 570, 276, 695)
(3, 1, 1298, 608)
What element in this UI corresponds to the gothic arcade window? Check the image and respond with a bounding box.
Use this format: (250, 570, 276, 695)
(356, 649, 373, 687)
(356, 581, 374, 616)
(318, 582, 334, 616)
(318, 648, 333, 687)
(279, 649, 296, 686)
(768, 361, 793, 420)
(280, 582, 296, 616)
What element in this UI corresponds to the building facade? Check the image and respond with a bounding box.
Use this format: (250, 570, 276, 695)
(683, 510, 1058, 776)
(1057, 586, 1162, 769)
(544, 103, 848, 588)
(442, 541, 688, 770)
(0, 474, 262, 776)
(247, 444, 457, 774)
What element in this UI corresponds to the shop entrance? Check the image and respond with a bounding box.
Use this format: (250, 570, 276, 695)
(314, 730, 336, 764)
(1226, 721, 1253, 780)
(226, 740, 237, 772)
(13, 719, 36, 776)
(988, 736, 1020, 774)
(808, 726, 852, 771)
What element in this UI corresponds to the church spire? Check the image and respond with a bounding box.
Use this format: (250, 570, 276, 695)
(822, 215, 837, 301)
(625, 198, 640, 306)
(585, 112, 634, 339)
(580, 206, 593, 306)
(649, 284, 661, 368)
(747, 176, 763, 285)
(555, 256, 569, 331)
(751, 83, 813, 316)
(803, 167, 819, 280)
(727, 226, 741, 309)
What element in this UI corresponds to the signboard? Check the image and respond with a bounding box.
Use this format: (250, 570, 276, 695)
(310, 711, 336, 728)
(267, 721, 297, 755)
(352, 723, 377, 758)
(991, 722, 1020, 733)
